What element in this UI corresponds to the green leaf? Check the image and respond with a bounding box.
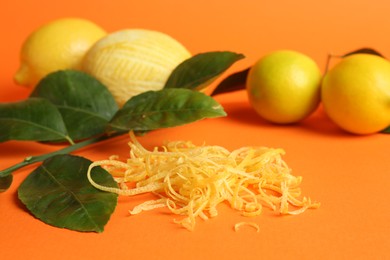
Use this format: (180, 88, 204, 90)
(30, 70, 119, 141)
(0, 98, 71, 143)
(211, 67, 250, 96)
(109, 88, 226, 131)
(164, 51, 245, 91)
(18, 154, 118, 233)
(0, 175, 13, 192)
(342, 48, 384, 58)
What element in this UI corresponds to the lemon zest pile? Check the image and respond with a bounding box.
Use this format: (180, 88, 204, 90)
(87, 132, 320, 231)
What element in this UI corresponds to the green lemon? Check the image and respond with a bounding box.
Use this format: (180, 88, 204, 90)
(322, 54, 390, 135)
(246, 50, 322, 124)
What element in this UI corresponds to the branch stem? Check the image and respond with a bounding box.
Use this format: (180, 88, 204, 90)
(0, 132, 126, 178)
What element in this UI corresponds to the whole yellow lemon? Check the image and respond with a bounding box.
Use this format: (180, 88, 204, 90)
(246, 50, 322, 124)
(82, 29, 191, 106)
(322, 54, 390, 135)
(14, 18, 106, 87)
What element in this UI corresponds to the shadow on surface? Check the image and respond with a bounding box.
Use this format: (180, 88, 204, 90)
(221, 100, 350, 137)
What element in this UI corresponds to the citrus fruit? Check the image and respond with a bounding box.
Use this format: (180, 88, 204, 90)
(246, 50, 322, 124)
(14, 18, 106, 87)
(82, 29, 191, 106)
(321, 54, 390, 135)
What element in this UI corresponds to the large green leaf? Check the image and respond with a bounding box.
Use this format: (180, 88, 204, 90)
(164, 51, 245, 91)
(0, 175, 13, 192)
(0, 98, 71, 143)
(109, 88, 226, 131)
(18, 154, 118, 233)
(30, 70, 119, 141)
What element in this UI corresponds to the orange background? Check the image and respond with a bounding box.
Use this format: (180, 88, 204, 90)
(1, 0, 390, 259)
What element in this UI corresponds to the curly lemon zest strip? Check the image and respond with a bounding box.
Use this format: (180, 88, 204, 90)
(88, 131, 320, 231)
(129, 199, 167, 215)
(234, 222, 260, 233)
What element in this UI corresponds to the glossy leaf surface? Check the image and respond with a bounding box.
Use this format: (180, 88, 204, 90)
(110, 88, 226, 131)
(0, 98, 70, 143)
(30, 70, 118, 141)
(18, 154, 118, 233)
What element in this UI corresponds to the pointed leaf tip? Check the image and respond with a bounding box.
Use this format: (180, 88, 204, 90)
(0, 175, 13, 192)
(164, 51, 245, 91)
(0, 98, 70, 143)
(109, 88, 226, 131)
(211, 67, 250, 96)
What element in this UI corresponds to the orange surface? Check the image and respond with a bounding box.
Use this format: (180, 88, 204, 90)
(1, 1, 390, 259)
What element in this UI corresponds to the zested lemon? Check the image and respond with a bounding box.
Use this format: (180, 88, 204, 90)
(82, 29, 191, 106)
(14, 18, 106, 87)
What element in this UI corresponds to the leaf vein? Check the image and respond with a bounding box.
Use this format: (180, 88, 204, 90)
(40, 164, 100, 231)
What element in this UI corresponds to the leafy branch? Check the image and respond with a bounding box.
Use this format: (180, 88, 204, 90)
(1, 51, 242, 179)
(0, 51, 244, 232)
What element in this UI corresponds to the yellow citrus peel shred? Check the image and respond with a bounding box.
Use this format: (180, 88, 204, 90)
(87, 132, 320, 231)
(234, 222, 260, 233)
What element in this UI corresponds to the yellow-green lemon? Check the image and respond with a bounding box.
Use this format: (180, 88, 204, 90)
(322, 54, 390, 135)
(82, 29, 191, 106)
(14, 18, 106, 87)
(246, 50, 322, 124)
